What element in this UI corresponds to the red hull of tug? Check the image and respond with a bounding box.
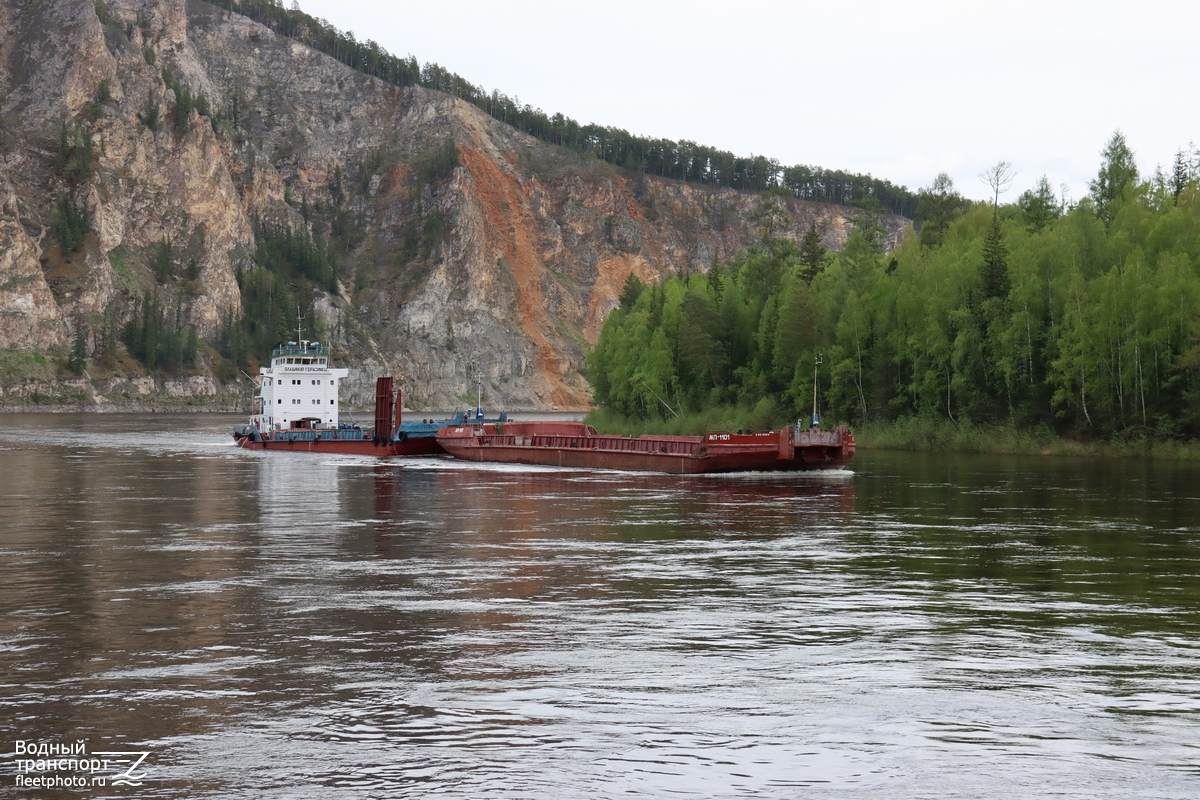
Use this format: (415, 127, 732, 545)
(234, 377, 457, 457)
(234, 431, 444, 457)
(436, 421, 855, 474)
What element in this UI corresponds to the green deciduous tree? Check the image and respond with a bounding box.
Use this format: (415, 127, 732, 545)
(917, 172, 965, 247)
(1018, 175, 1060, 231)
(588, 132, 1200, 440)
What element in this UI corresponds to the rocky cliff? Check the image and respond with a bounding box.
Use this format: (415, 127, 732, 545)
(0, 0, 908, 410)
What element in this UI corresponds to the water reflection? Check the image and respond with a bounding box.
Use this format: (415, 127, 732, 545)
(253, 449, 348, 550)
(1, 416, 1199, 798)
(0, 417, 264, 778)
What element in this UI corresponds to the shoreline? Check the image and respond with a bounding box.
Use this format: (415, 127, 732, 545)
(0, 403, 244, 413)
(853, 419, 1200, 461)
(6, 401, 1194, 460)
(0, 403, 590, 418)
(582, 408, 1200, 461)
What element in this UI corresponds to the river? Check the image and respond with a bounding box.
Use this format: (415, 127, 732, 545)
(1, 413, 1198, 798)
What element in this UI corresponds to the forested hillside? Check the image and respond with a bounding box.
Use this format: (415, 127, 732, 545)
(218, 0, 919, 216)
(1, 0, 909, 409)
(588, 133, 1200, 440)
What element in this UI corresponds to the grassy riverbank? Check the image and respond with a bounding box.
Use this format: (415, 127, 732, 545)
(584, 407, 1200, 460)
(854, 417, 1200, 459)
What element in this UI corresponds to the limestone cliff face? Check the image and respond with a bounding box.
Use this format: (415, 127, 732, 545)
(0, 0, 908, 409)
(0, 177, 65, 350)
(0, 0, 249, 387)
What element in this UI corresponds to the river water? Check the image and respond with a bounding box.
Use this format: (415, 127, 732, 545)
(1, 413, 1198, 798)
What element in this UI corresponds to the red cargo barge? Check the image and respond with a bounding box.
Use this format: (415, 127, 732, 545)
(436, 421, 855, 474)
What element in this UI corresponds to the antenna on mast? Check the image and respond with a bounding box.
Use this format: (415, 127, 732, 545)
(811, 354, 823, 429)
(296, 305, 305, 351)
(476, 362, 484, 419)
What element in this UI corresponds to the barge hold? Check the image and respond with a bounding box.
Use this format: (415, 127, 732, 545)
(436, 421, 855, 474)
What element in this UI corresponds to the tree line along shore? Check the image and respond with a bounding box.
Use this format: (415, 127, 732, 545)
(586, 133, 1200, 457)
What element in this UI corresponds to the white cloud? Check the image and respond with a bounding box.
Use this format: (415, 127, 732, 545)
(297, 0, 1200, 204)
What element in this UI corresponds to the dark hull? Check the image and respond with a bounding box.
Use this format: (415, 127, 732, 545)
(438, 443, 851, 473)
(436, 423, 855, 474)
(234, 431, 443, 457)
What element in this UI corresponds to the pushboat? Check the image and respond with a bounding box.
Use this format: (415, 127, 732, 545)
(231, 338, 502, 456)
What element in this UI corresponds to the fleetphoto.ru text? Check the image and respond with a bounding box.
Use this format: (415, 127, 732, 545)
(10, 740, 150, 790)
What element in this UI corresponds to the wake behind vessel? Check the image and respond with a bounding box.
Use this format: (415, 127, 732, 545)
(232, 339, 502, 456)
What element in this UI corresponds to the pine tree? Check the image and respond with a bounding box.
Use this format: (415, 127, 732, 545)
(53, 119, 69, 174)
(799, 221, 827, 283)
(1018, 176, 1060, 231)
(980, 221, 1009, 301)
(139, 89, 160, 131)
(68, 321, 88, 375)
(978, 161, 1014, 302)
(1089, 131, 1138, 225)
(1172, 149, 1189, 205)
(619, 273, 645, 310)
(849, 197, 886, 255)
(154, 236, 173, 282)
(51, 192, 90, 256)
(96, 306, 119, 369)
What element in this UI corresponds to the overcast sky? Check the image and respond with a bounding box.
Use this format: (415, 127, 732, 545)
(298, 0, 1200, 204)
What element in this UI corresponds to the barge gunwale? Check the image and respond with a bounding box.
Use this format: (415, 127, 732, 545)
(436, 421, 855, 474)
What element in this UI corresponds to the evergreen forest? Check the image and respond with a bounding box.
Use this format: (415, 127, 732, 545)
(588, 133, 1200, 441)
(218, 0, 918, 216)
